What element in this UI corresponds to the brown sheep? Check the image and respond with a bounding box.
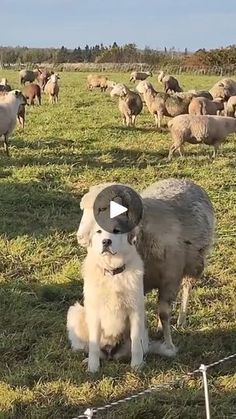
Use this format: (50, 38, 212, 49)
(22, 83, 41, 105)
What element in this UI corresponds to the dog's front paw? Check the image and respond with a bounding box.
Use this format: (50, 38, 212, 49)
(88, 357, 100, 373)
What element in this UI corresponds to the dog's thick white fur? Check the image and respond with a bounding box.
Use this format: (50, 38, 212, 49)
(67, 225, 149, 373)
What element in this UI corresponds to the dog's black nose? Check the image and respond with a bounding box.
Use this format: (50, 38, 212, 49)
(102, 239, 112, 247)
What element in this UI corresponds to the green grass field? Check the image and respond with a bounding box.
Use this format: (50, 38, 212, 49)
(0, 71, 235, 419)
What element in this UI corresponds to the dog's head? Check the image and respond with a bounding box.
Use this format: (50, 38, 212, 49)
(88, 224, 139, 268)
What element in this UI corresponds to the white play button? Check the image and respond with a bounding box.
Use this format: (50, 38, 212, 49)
(110, 201, 127, 219)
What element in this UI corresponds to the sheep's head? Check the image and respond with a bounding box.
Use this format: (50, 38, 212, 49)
(136, 80, 151, 94)
(110, 83, 128, 98)
(50, 74, 60, 83)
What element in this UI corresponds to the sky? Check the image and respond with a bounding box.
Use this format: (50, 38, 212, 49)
(1, 0, 236, 51)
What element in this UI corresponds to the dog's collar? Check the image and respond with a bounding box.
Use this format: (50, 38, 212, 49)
(104, 264, 126, 276)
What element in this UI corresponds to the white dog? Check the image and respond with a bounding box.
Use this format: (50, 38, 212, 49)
(67, 224, 149, 373)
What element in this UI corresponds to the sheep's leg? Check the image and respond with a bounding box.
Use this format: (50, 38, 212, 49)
(158, 300, 177, 357)
(157, 112, 162, 129)
(122, 115, 126, 126)
(178, 145, 184, 157)
(3, 134, 9, 156)
(168, 144, 177, 160)
(177, 276, 193, 327)
(131, 115, 136, 126)
(212, 142, 220, 159)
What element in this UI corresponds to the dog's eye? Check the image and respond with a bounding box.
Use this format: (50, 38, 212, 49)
(96, 229, 102, 234)
(113, 228, 121, 234)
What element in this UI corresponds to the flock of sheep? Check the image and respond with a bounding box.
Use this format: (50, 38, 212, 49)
(0, 68, 236, 158)
(0, 69, 60, 155)
(88, 71, 236, 159)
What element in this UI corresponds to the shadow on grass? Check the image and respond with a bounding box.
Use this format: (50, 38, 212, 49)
(0, 180, 82, 238)
(0, 143, 166, 169)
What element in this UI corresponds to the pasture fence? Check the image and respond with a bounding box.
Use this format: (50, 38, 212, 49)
(72, 352, 236, 419)
(2, 62, 236, 76)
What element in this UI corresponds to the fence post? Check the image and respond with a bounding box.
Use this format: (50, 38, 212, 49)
(199, 364, 211, 419)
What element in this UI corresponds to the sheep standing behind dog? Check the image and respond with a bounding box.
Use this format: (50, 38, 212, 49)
(129, 71, 152, 83)
(0, 90, 26, 155)
(44, 74, 60, 104)
(110, 83, 143, 126)
(168, 114, 236, 159)
(77, 179, 215, 356)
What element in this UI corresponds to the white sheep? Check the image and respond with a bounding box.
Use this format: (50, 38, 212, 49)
(110, 83, 143, 126)
(168, 114, 236, 159)
(130, 71, 152, 83)
(44, 74, 60, 104)
(0, 90, 26, 155)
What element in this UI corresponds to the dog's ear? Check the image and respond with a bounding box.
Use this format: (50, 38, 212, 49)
(128, 226, 140, 245)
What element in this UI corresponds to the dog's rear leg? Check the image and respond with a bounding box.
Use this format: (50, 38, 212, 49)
(177, 276, 194, 327)
(67, 302, 89, 351)
(113, 340, 131, 360)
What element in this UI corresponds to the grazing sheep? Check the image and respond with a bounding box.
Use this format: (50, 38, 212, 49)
(168, 114, 236, 159)
(158, 71, 183, 93)
(19, 68, 42, 85)
(209, 78, 236, 100)
(22, 83, 41, 105)
(44, 74, 60, 104)
(0, 78, 11, 92)
(77, 179, 215, 355)
(226, 95, 236, 117)
(188, 97, 224, 116)
(110, 83, 143, 126)
(136, 81, 193, 128)
(87, 74, 112, 92)
(129, 71, 152, 83)
(0, 90, 27, 155)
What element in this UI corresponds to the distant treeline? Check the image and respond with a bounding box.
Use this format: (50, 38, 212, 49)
(1, 43, 236, 69)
